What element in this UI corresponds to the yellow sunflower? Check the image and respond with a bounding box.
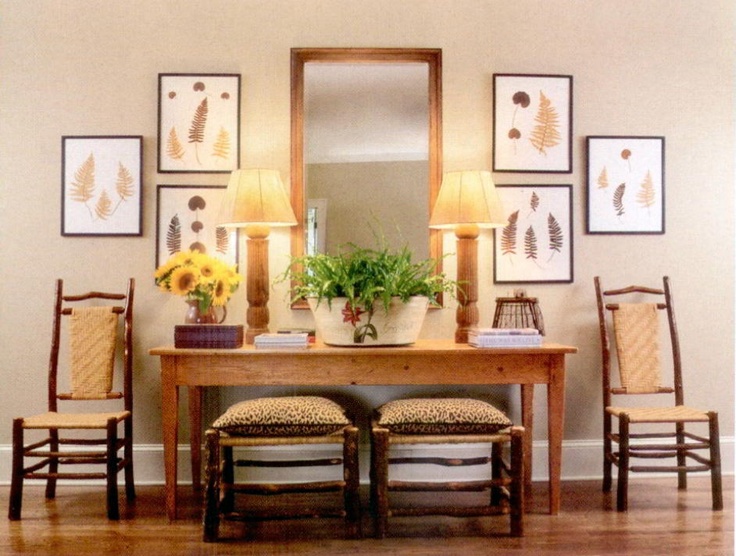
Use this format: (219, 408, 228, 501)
(155, 249, 242, 308)
(173, 249, 203, 268)
(154, 258, 177, 280)
(169, 266, 201, 296)
(224, 265, 243, 286)
(211, 274, 230, 306)
(198, 260, 217, 283)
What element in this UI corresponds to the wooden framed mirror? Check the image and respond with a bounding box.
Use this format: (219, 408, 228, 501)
(290, 47, 443, 307)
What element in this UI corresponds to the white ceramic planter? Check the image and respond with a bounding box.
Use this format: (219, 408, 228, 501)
(308, 296, 429, 346)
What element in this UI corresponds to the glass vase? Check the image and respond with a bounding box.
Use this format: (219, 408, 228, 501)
(185, 300, 219, 324)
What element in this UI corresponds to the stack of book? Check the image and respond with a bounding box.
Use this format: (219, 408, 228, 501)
(254, 333, 310, 350)
(277, 328, 316, 344)
(468, 328, 542, 348)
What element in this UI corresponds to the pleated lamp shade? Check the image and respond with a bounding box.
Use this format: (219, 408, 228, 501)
(218, 169, 297, 228)
(429, 170, 505, 229)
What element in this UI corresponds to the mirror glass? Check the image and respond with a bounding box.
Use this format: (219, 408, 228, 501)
(290, 49, 443, 304)
(304, 62, 429, 257)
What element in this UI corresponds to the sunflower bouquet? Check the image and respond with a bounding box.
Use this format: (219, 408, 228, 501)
(154, 250, 242, 313)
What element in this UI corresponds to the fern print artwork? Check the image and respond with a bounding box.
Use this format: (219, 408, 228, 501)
(547, 213, 564, 261)
(524, 226, 539, 263)
(528, 191, 540, 215)
(156, 185, 238, 270)
(188, 97, 209, 165)
(493, 74, 572, 173)
(158, 74, 240, 173)
(613, 183, 626, 218)
(529, 91, 562, 155)
(62, 136, 142, 236)
(586, 136, 664, 234)
(500, 210, 519, 256)
(494, 185, 573, 283)
(637, 170, 656, 212)
(69, 156, 135, 222)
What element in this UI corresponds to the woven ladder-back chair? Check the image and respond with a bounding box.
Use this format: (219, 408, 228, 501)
(8, 278, 135, 520)
(370, 398, 524, 538)
(203, 396, 361, 542)
(594, 276, 722, 511)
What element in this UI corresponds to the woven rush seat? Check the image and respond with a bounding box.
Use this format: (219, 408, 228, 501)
(19, 411, 131, 429)
(606, 405, 711, 423)
(203, 396, 360, 542)
(370, 398, 524, 538)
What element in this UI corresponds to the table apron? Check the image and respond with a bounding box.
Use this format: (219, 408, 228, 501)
(163, 352, 562, 386)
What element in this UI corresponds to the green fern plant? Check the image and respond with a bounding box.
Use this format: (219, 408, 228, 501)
(279, 241, 457, 316)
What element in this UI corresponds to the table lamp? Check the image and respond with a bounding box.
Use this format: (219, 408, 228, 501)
(218, 169, 297, 344)
(429, 170, 505, 343)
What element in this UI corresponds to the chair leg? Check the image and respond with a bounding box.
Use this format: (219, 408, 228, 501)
(203, 430, 221, 543)
(676, 421, 687, 490)
(371, 426, 390, 539)
(369, 425, 378, 518)
(106, 419, 120, 520)
(708, 412, 723, 511)
(8, 418, 24, 520)
(510, 426, 524, 538)
(45, 429, 59, 500)
(616, 416, 629, 512)
(490, 441, 503, 506)
(220, 445, 235, 514)
(343, 425, 361, 538)
(124, 418, 135, 501)
(602, 414, 612, 493)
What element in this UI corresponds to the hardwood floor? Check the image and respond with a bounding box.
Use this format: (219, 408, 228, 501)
(2, 477, 732, 555)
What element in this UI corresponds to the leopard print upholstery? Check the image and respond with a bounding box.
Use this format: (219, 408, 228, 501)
(212, 396, 350, 437)
(376, 398, 512, 434)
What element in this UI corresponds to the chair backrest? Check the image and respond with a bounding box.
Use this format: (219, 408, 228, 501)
(594, 276, 684, 408)
(47, 278, 134, 412)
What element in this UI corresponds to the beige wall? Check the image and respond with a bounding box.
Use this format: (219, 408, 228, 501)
(1, 0, 733, 480)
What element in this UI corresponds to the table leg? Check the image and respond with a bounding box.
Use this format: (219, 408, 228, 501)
(520, 383, 534, 510)
(188, 386, 203, 492)
(161, 356, 179, 521)
(547, 355, 566, 515)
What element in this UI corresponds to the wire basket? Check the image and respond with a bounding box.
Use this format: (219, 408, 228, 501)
(492, 296, 545, 335)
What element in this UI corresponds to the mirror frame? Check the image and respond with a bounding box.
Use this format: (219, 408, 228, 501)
(290, 47, 443, 308)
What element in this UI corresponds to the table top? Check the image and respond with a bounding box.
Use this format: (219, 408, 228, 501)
(150, 339, 576, 387)
(150, 338, 578, 357)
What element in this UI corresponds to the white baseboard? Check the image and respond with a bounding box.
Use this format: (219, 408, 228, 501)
(0, 437, 732, 485)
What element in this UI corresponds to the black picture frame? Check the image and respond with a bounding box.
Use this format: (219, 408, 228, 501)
(493, 74, 573, 173)
(493, 184, 574, 284)
(157, 73, 241, 173)
(61, 135, 143, 236)
(586, 136, 665, 234)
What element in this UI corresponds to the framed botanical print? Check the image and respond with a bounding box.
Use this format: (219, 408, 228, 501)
(493, 74, 573, 173)
(493, 184, 573, 283)
(586, 136, 665, 234)
(157, 73, 240, 173)
(61, 135, 143, 236)
(156, 185, 239, 268)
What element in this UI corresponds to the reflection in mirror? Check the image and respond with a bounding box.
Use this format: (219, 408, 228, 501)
(304, 63, 429, 257)
(291, 48, 443, 306)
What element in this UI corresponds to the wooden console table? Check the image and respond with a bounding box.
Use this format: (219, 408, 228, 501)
(150, 339, 577, 521)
